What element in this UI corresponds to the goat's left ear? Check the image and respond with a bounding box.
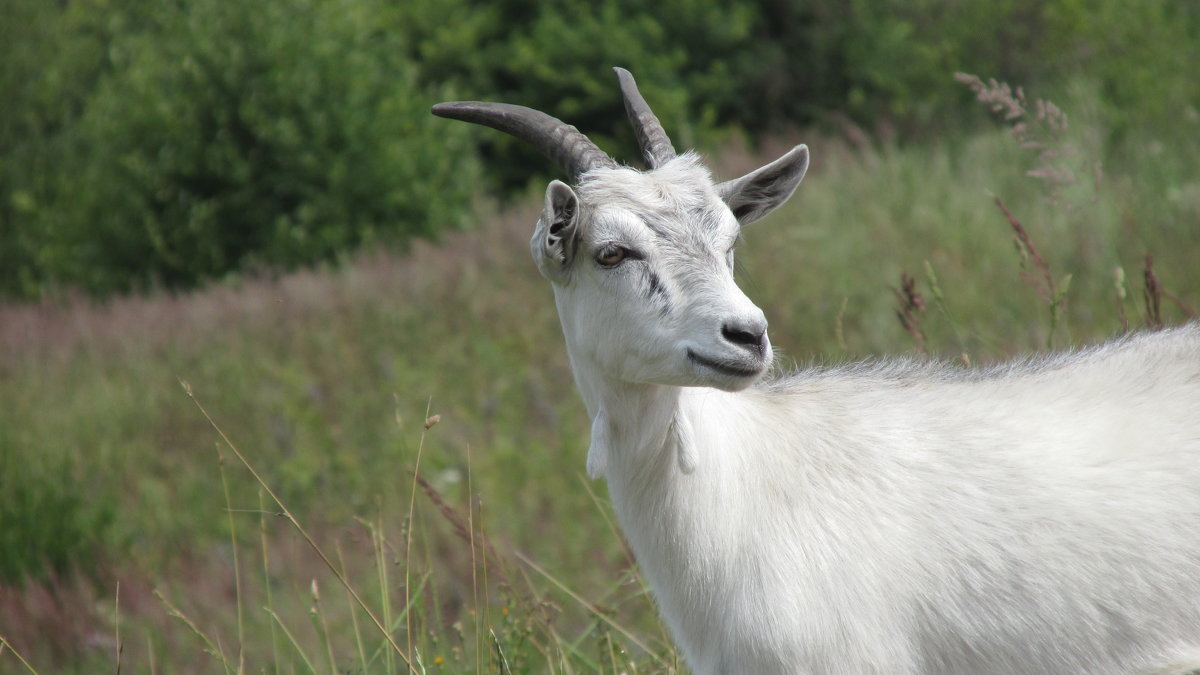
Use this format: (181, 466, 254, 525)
(531, 180, 581, 282)
(717, 144, 809, 226)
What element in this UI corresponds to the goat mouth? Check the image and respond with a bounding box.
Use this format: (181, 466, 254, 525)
(686, 348, 764, 378)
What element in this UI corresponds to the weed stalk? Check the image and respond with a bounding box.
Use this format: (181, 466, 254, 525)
(181, 379, 416, 673)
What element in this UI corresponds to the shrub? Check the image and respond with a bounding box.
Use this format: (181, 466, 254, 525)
(3, 0, 482, 296)
(2, 0, 1197, 298)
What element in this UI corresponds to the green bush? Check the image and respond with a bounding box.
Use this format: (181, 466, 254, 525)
(2, 0, 1197, 298)
(741, 0, 1200, 137)
(0, 0, 123, 297)
(3, 0, 481, 296)
(400, 0, 756, 187)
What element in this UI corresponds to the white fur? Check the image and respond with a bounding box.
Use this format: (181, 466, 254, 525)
(526, 152, 1200, 674)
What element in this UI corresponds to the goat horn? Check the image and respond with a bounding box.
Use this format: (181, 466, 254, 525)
(431, 101, 617, 182)
(613, 67, 676, 168)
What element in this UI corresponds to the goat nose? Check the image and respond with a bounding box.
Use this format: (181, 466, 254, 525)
(722, 318, 768, 354)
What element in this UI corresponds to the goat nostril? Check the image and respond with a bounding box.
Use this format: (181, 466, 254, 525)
(722, 323, 767, 353)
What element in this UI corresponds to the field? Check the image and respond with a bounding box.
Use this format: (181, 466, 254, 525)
(1, 99, 1198, 672)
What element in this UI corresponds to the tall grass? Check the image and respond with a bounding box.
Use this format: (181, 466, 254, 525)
(1, 84, 1197, 671)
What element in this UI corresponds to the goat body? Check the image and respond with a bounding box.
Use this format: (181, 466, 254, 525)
(434, 69, 1200, 674)
(595, 325, 1200, 674)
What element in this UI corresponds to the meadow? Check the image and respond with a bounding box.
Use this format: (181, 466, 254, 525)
(1, 83, 1198, 673)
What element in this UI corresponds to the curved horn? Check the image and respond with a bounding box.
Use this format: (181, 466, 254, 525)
(431, 101, 617, 182)
(613, 67, 676, 168)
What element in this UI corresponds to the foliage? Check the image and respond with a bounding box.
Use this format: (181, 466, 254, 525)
(0, 0, 120, 297)
(2, 0, 480, 296)
(398, 0, 754, 186)
(5, 0, 1198, 297)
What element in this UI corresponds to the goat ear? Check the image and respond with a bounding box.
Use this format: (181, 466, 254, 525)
(531, 180, 581, 281)
(717, 144, 809, 226)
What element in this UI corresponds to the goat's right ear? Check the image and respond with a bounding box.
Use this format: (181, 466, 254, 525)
(531, 180, 581, 282)
(717, 144, 809, 226)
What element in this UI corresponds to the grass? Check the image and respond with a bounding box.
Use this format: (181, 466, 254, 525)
(1, 81, 1197, 672)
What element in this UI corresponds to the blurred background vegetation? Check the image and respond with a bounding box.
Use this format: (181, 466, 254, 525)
(2, 0, 1199, 672)
(3, 0, 1197, 297)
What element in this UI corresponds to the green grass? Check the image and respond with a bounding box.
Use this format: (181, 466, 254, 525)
(1, 91, 1197, 672)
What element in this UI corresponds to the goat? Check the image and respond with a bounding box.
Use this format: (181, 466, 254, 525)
(433, 68, 1200, 674)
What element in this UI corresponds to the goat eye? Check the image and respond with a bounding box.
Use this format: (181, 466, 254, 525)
(596, 246, 628, 268)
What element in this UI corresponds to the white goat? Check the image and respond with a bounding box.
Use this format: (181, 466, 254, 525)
(434, 69, 1200, 674)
